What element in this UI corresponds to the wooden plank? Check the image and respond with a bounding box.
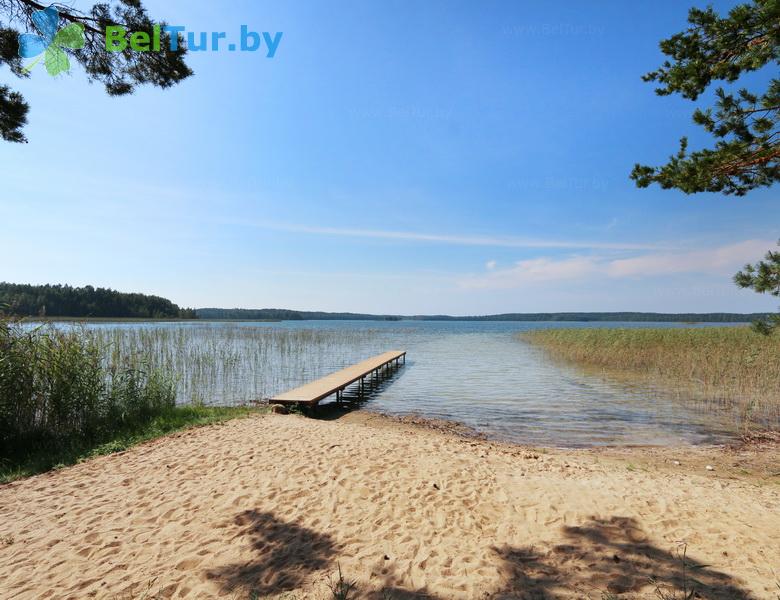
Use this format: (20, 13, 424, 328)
(270, 350, 406, 405)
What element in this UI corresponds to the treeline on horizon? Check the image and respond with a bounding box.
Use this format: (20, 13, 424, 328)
(0, 283, 197, 319)
(196, 307, 769, 323)
(0, 283, 769, 322)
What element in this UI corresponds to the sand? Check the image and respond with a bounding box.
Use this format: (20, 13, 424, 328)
(0, 412, 778, 599)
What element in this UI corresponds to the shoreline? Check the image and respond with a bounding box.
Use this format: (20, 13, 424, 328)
(325, 404, 758, 451)
(340, 409, 780, 482)
(1, 410, 778, 599)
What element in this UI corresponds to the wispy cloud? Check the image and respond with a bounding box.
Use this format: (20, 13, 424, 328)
(233, 220, 665, 250)
(458, 239, 774, 290)
(605, 240, 770, 277)
(459, 256, 600, 290)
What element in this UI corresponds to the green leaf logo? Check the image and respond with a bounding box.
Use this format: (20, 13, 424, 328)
(17, 6, 85, 76)
(54, 23, 85, 50)
(44, 46, 69, 76)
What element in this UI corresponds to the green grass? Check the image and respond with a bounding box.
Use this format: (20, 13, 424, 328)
(523, 326, 780, 425)
(0, 404, 264, 483)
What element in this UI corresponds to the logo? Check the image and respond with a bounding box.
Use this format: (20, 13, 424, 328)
(105, 26, 282, 57)
(18, 6, 85, 76)
(16, 5, 281, 79)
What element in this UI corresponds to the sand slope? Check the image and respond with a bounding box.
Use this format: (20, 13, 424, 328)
(0, 413, 778, 599)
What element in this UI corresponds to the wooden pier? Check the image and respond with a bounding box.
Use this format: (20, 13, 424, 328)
(269, 350, 406, 407)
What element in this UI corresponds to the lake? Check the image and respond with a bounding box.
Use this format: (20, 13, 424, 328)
(82, 320, 741, 447)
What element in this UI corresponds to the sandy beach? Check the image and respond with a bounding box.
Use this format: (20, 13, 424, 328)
(1, 412, 778, 599)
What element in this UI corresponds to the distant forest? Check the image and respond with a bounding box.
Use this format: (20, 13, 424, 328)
(196, 308, 403, 321)
(0, 283, 197, 319)
(1, 284, 768, 322)
(197, 308, 768, 323)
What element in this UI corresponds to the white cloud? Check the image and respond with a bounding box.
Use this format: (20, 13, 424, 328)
(606, 239, 771, 278)
(461, 256, 600, 290)
(234, 220, 666, 251)
(485, 260, 497, 270)
(458, 239, 774, 290)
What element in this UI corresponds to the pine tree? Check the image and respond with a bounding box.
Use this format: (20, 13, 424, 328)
(734, 241, 780, 333)
(634, 0, 780, 332)
(631, 0, 779, 196)
(0, 0, 192, 143)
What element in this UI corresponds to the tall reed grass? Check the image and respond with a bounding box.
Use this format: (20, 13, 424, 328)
(523, 327, 780, 425)
(88, 324, 384, 405)
(0, 317, 176, 458)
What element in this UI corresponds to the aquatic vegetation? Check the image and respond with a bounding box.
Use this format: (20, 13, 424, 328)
(89, 323, 385, 406)
(523, 327, 780, 426)
(1, 317, 274, 480)
(0, 318, 176, 457)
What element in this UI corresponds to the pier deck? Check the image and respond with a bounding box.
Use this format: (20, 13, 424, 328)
(269, 351, 406, 406)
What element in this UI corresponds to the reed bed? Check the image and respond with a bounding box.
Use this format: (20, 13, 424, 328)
(88, 324, 385, 406)
(0, 318, 176, 458)
(522, 327, 780, 426)
(0, 318, 274, 481)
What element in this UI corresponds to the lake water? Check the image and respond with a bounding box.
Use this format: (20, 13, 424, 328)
(83, 320, 742, 447)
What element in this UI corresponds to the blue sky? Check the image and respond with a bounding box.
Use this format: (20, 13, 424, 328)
(2, 0, 778, 314)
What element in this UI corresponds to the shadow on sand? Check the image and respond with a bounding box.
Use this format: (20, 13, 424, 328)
(483, 515, 751, 600)
(206, 512, 753, 599)
(205, 510, 339, 596)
